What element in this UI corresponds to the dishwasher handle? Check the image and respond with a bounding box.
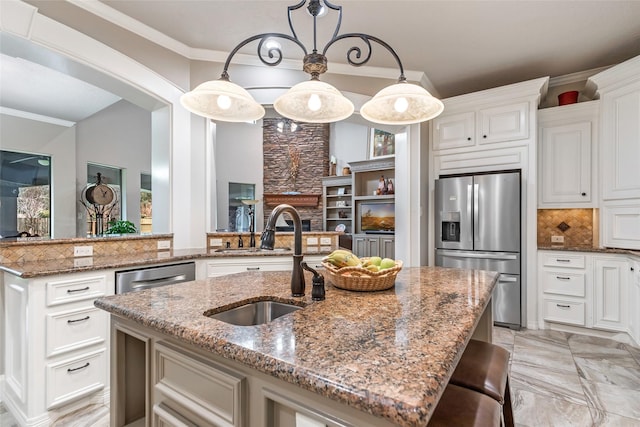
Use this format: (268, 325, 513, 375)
(129, 274, 189, 292)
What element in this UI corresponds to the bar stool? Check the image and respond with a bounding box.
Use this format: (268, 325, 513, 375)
(450, 339, 514, 427)
(428, 384, 501, 426)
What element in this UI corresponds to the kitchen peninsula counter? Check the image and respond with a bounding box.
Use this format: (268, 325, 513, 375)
(95, 266, 498, 426)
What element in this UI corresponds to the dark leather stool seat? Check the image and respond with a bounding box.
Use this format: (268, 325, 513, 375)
(450, 339, 514, 427)
(428, 384, 501, 427)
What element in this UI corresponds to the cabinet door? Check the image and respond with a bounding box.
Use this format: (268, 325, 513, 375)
(365, 237, 380, 258)
(601, 81, 640, 200)
(352, 235, 368, 257)
(432, 111, 475, 150)
(630, 261, 640, 346)
(601, 204, 640, 250)
(478, 102, 529, 145)
(539, 122, 592, 205)
(379, 237, 395, 259)
(593, 257, 629, 331)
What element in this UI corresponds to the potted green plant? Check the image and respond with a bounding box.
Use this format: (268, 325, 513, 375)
(105, 219, 137, 234)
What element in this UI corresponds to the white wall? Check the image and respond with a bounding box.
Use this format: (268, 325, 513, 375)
(0, 113, 76, 238)
(75, 100, 151, 234)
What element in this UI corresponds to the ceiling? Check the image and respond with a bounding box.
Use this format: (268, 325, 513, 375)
(2, 1, 640, 123)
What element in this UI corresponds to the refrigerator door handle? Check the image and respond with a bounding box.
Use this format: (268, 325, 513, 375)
(473, 183, 479, 246)
(467, 184, 473, 246)
(498, 275, 518, 283)
(437, 250, 518, 261)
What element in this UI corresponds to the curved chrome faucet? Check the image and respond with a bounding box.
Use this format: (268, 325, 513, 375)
(260, 204, 305, 296)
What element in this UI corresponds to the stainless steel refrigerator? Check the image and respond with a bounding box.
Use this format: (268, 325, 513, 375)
(434, 171, 521, 329)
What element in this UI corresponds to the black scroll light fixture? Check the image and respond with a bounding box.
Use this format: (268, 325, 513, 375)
(180, 0, 444, 125)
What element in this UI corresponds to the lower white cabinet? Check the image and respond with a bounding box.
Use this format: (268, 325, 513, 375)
(3, 270, 113, 425)
(206, 255, 325, 278)
(538, 250, 639, 345)
(593, 256, 629, 332)
(352, 234, 395, 259)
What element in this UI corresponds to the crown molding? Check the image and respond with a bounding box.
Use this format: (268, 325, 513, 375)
(548, 65, 612, 87)
(1, 106, 76, 127)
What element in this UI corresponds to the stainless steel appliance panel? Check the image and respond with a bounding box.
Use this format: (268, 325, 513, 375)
(435, 249, 520, 275)
(474, 172, 520, 252)
(493, 274, 521, 326)
(116, 262, 196, 294)
(434, 175, 473, 250)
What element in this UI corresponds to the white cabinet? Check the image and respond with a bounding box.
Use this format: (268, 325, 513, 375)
(352, 234, 395, 259)
(538, 102, 598, 207)
(538, 251, 591, 327)
(629, 259, 640, 346)
(432, 101, 529, 151)
(599, 80, 640, 201)
(206, 255, 325, 278)
(3, 270, 113, 424)
(593, 256, 629, 332)
(588, 55, 640, 249)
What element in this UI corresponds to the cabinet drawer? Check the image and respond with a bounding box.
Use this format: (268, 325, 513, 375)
(46, 349, 106, 409)
(207, 258, 291, 278)
(46, 275, 107, 306)
(542, 271, 586, 297)
(541, 253, 586, 269)
(154, 342, 245, 427)
(543, 299, 585, 326)
(46, 307, 106, 357)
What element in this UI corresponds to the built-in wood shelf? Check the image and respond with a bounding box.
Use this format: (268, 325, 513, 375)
(263, 193, 321, 207)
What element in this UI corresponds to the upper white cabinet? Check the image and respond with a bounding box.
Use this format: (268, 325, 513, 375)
(432, 102, 529, 151)
(537, 101, 598, 208)
(588, 54, 640, 249)
(599, 80, 640, 201)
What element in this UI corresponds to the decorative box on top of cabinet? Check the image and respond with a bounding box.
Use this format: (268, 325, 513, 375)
(537, 101, 598, 208)
(3, 270, 112, 425)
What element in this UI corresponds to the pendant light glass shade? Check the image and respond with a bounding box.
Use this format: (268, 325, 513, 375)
(273, 79, 355, 123)
(180, 79, 265, 122)
(360, 81, 444, 125)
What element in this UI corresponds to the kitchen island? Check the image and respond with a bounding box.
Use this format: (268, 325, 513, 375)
(95, 266, 497, 426)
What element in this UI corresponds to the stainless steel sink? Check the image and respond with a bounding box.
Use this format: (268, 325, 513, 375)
(207, 300, 302, 326)
(213, 247, 291, 254)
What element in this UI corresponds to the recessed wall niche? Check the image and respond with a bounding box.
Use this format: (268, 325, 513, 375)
(262, 118, 329, 230)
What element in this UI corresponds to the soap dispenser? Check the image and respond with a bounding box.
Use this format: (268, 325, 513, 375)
(300, 262, 325, 301)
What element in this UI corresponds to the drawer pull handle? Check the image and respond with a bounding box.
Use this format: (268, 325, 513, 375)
(556, 259, 571, 263)
(556, 276, 571, 280)
(246, 267, 260, 271)
(67, 316, 90, 324)
(67, 286, 90, 293)
(67, 362, 90, 373)
(556, 304, 571, 309)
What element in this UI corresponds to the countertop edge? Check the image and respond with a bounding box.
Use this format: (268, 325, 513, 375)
(538, 246, 640, 256)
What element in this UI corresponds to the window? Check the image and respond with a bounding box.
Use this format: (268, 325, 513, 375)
(0, 150, 51, 238)
(228, 182, 255, 232)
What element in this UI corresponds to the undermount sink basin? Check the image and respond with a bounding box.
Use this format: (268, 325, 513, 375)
(213, 247, 291, 254)
(206, 300, 302, 326)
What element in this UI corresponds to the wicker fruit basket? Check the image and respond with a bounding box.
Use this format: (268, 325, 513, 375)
(321, 259, 403, 292)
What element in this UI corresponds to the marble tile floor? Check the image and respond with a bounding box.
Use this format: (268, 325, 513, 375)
(2, 327, 639, 427)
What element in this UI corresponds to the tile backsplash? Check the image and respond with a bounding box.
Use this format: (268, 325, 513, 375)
(537, 209, 596, 247)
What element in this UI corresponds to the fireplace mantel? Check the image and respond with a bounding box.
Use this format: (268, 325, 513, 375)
(263, 193, 321, 207)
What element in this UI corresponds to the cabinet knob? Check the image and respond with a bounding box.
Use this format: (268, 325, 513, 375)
(483, 135, 487, 139)
(467, 137, 472, 141)
(581, 192, 587, 196)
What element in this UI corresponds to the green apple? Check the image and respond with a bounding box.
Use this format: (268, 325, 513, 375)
(380, 258, 396, 270)
(369, 256, 382, 266)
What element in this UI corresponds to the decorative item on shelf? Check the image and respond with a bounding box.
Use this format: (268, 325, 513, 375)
(338, 210, 348, 218)
(558, 91, 579, 106)
(370, 128, 396, 159)
(79, 172, 119, 236)
(329, 155, 337, 176)
(336, 201, 347, 208)
(335, 223, 346, 232)
(288, 144, 301, 191)
(179, 0, 443, 125)
(342, 166, 351, 175)
(387, 178, 394, 194)
(337, 187, 346, 195)
(377, 175, 388, 195)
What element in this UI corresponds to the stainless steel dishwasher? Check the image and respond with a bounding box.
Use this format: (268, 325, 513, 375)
(115, 262, 196, 294)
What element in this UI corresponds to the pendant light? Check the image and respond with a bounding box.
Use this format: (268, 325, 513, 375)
(180, 0, 443, 125)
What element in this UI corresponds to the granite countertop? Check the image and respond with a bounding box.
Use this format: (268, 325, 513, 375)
(95, 266, 498, 426)
(538, 246, 640, 257)
(0, 248, 331, 279)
